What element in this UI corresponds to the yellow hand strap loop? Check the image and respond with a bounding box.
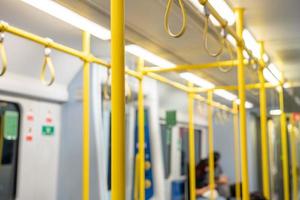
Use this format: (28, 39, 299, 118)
(0, 32, 7, 76)
(103, 68, 111, 100)
(203, 8, 227, 57)
(40, 47, 56, 86)
(218, 39, 234, 73)
(164, 0, 187, 38)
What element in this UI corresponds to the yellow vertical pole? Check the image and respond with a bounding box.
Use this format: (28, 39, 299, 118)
(235, 8, 250, 200)
(207, 90, 215, 200)
(137, 58, 145, 200)
(233, 102, 241, 200)
(279, 86, 290, 200)
(82, 31, 90, 200)
(111, 0, 125, 199)
(258, 42, 270, 199)
(290, 116, 298, 200)
(188, 82, 196, 200)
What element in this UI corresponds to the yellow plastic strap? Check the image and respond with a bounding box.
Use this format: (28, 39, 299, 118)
(40, 48, 55, 86)
(0, 33, 7, 76)
(203, 16, 225, 57)
(164, 0, 187, 38)
(218, 40, 233, 72)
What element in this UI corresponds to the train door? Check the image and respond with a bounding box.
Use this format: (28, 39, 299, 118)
(0, 101, 20, 200)
(160, 124, 203, 200)
(267, 118, 283, 200)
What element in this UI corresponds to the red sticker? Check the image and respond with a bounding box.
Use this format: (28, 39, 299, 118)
(26, 135, 33, 141)
(46, 117, 53, 124)
(27, 115, 34, 121)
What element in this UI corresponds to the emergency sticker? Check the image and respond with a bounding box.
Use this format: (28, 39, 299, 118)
(42, 125, 55, 136)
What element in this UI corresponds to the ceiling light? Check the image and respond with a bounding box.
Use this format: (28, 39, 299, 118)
(268, 63, 282, 81)
(208, 0, 235, 26)
(235, 99, 254, 109)
(209, 16, 221, 26)
(125, 45, 175, 68)
(214, 89, 237, 101)
(283, 82, 291, 88)
(189, 0, 205, 14)
(270, 109, 282, 116)
(180, 72, 215, 88)
(226, 34, 236, 47)
(188, 0, 234, 26)
(263, 67, 280, 84)
(243, 50, 250, 59)
(263, 54, 269, 62)
(21, 0, 111, 40)
(243, 29, 260, 58)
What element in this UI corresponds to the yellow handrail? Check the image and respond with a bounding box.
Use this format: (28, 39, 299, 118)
(0, 32, 7, 76)
(233, 102, 241, 200)
(279, 86, 290, 200)
(290, 116, 298, 200)
(40, 47, 56, 86)
(137, 58, 145, 200)
(82, 31, 90, 200)
(164, 0, 187, 38)
(207, 90, 215, 200)
(188, 82, 196, 200)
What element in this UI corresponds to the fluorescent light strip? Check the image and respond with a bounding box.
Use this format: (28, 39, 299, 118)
(270, 109, 282, 116)
(180, 72, 215, 88)
(226, 34, 236, 47)
(189, 0, 205, 14)
(180, 73, 241, 102)
(235, 99, 254, 109)
(125, 45, 175, 68)
(188, 0, 234, 26)
(263, 68, 279, 84)
(243, 50, 250, 59)
(214, 89, 237, 101)
(263, 54, 269, 63)
(268, 63, 281, 80)
(21, 0, 111, 40)
(208, 0, 235, 26)
(243, 29, 260, 58)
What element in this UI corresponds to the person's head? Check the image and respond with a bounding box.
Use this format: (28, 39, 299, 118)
(210, 151, 221, 164)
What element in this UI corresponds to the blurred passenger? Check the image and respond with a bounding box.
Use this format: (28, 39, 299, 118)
(195, 151, 230, 200)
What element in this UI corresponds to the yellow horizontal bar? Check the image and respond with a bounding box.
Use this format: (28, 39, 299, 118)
(192, 82, 281, 93)
(143, 60, 238, 73)
(143, 59, 257, 73)
(1, 21, 86, 60)
(1, 21, 143, 81)
(194, 94, 234, 113)
(146, 72, 189, 92)
(196, 2, 259, 64)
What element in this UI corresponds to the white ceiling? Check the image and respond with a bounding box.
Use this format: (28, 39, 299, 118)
(230, 0, 300, 82)
(1, 0, 299, 106)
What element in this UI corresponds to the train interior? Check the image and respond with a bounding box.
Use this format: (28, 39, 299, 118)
(0, 0, 299, 200)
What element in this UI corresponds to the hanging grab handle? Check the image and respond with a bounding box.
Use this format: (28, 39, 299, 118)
(218, 40, 234, 73)
(40, 47, 56, 86)
(164, 0, 187, 38)
(202, 7, 227, 57)
(0, 32, 7, 76)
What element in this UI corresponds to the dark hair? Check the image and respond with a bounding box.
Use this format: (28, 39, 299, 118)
(211, 151, 221, 162)
(196, 159, 208, 177)
(250, 192, 267, 200)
